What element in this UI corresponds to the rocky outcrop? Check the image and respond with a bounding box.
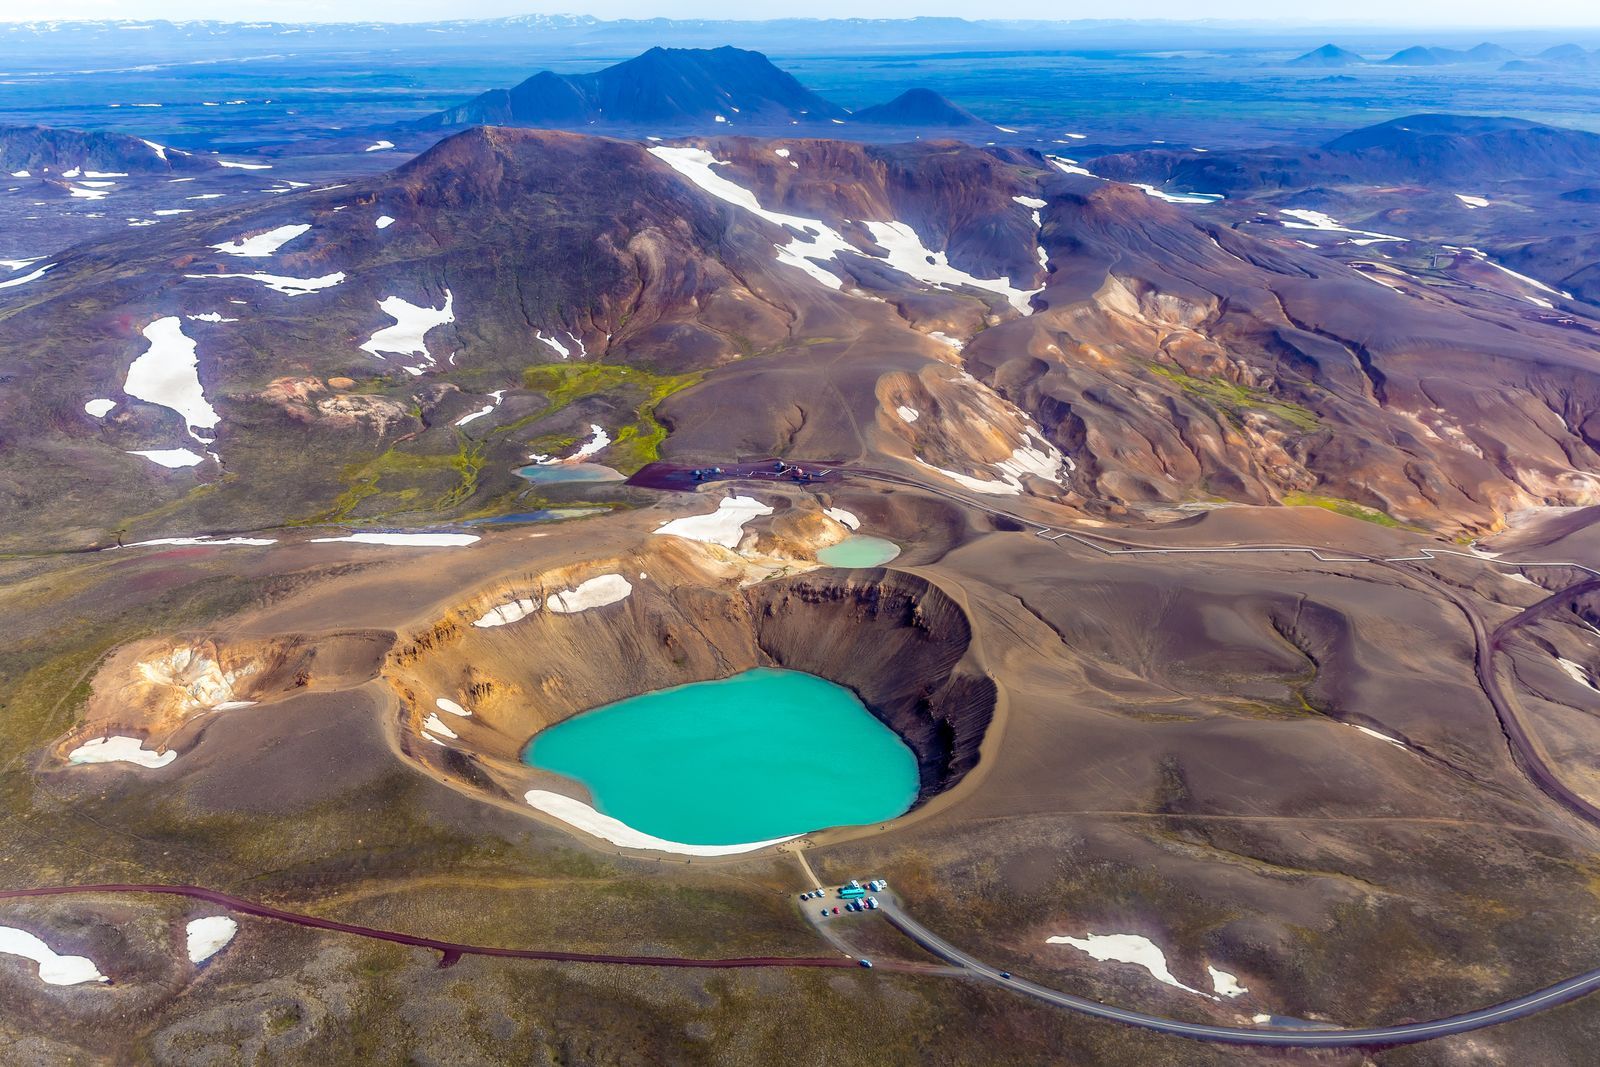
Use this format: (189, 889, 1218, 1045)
(748, 570, 992, 802)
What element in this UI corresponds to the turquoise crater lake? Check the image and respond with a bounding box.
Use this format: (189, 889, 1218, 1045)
(523, 668, 920, 846)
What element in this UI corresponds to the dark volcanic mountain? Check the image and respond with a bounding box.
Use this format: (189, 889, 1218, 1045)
(0, 124, 217, 175)
(1287, 44, 1364, 68)
(850, 89, 989, 128)
(418, 46, 848, 129)
(1091, 114, 1600, 193)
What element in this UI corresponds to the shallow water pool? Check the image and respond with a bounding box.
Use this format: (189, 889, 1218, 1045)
(513, 462, 624, 484)
(817, 534, 901, 568)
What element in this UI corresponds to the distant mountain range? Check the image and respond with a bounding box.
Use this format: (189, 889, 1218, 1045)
(1091, 113, 1600, 192)
(5, 17, 1594, 59)
(417, 47, 994, 132)
(1288, 41, 1599, 69)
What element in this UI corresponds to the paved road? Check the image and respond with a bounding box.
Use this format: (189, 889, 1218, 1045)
(882, 901, 1600, 1048)
(1401, 569, 1600, 830)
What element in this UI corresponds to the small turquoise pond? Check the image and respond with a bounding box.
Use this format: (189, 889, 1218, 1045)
(523, 668, 920, 846)
(513, 462, 624, 484)
(817, 534, 901, 568)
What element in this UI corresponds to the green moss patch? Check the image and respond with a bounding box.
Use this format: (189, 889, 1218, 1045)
(1282, 491, 1407, 528)
(515, 363, 702, 471)
(1151, 363, 1320, 432)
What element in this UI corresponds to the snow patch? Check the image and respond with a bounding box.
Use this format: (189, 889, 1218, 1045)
(184, 271, 345, 296)
(1208, 966, 1247, 998)
(1132, 183, 1223, 204)
(423, 713, 459, 740)
(1351, 723, 1407, 750)
(917, 430, 1065, 496)
(85, 398, 116, 418)
(0, 263, 54, 289)
(308, 532, 479, 547)
(125, 536, 275, 547)
(896, 405, 920, 423)
(864, 220, 1042, 315)
(1455, 194, 1490, 208)
(1558, 658, 1598, 692)
(185, 917, 237, 964)
(130, 533, 271, 548)
(375, 215, 395, 229)
(365, 139, 395, 152)
(1279, 209, 1404, 244)
(1048, 933, 1206, 996)
(128, 448, 205, 468)
(1047, 155, 1097, 178)
(436, 698, 471, 717)
(359, 291, 455, 373)
(524, 789, 797, 856)
(653, 495, 774, 548)
(0, 928, 108, 986)
(211, 223, 309, 257)
(124, 316, 219, 444)
(547, 574, 633, 614)
(473, 598, 539, 628)
(648, 146, 852, 290)
(68, 735, 175, 768)
(822, 507, 861, 531)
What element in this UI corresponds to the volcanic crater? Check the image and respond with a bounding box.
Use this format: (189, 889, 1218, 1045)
(386, 561, 996, 833)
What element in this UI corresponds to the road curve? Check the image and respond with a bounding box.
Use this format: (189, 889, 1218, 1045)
(1400, 569, 1600, 831)
(0, 884, 865, 971)
(882, 902, 1600, 1048)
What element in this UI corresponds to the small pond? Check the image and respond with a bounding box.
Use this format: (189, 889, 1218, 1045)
(513, 462, 625, 485)
(817, 535, 901, 568)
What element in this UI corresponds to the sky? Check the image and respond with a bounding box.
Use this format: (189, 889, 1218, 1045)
(2, 1, 1598, 26)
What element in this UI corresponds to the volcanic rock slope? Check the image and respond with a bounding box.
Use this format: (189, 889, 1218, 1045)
(4, 125, 1600, 549)
(1089, 114, 1600, 307)
(0, 124, 218, 176)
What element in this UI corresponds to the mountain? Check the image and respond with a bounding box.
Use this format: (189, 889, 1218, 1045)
(1381, 46, 1464, 66)
(0, 129, 1053, 547)
(1379, 45, 1515, 66)
(849, 89, 989, 128)
(418, 46, 848, 129)
(0, 124, 216, 175)
(1287, 44, 1364, 68)
(1503, 45, 1599, 71)
(1465, 42, 1517, 63)
(1090, 114, 1600, 193)
(1321, 114, 1600, 174)
(6, 126, 1600, 551)
(1539, 43, 1592, 62)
